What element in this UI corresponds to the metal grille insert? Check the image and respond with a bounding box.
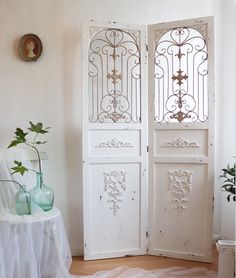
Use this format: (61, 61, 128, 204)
(154, 26, 208, 123)
(88, 28, 141, 123)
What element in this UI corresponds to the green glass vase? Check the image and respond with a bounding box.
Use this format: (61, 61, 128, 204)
(30, 172, 54, 211)
(15, 186, 31, 215)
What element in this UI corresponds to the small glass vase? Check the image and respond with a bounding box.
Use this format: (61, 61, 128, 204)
(30, 172, 54, 211)
(15, 186, 31, 215)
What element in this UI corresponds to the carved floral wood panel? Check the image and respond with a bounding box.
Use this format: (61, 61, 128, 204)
(168, 169, 193, 212)
(103, 170, 126, 215)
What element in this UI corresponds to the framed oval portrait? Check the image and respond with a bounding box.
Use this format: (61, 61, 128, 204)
(18, 34, 43, 62)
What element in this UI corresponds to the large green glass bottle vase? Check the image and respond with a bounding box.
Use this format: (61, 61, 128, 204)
(30, 172, 54, 211)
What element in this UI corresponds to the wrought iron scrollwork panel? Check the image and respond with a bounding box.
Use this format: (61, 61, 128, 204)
(154, 25, 208, 123)
(89, 28, 141, 123)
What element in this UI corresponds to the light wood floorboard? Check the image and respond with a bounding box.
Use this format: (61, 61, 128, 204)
(70, 245, 218, 275)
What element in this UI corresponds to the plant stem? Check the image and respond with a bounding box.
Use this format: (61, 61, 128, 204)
(25, 142, 43, 188)
(32, 133, 38, 144)
(25, 142, 42, 171)
(0, 179, 26, 192)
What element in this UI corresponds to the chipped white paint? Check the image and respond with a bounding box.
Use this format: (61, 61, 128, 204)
(104, 170, 126, 216)
(161, 137, 200, 148)
(168, 169, 193, 212)
(95, 138, 135, 148)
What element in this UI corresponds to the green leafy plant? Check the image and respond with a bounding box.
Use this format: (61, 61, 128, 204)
(219, 164, 235, 202)
(0, 122, 51, 214)
(8, 121, 50, 185)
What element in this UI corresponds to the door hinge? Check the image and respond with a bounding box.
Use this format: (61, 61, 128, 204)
(145, 44, 148, 52)
(147, 146, 149, 152)
(212, 196, 214, 214)
(146, 231, 149, 238)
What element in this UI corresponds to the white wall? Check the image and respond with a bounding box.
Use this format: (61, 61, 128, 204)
(219, 0, 236, 240)
(0, 0, 233, 255)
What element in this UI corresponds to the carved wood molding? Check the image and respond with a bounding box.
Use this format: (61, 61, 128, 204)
(168, 169, 193, 212)
(161, 137, 200, 148)
(95, 138, 135, 148)
(103, 170, 126, 216)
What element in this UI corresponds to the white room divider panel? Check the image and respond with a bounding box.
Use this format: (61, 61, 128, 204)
(148, 17, 214, 262)
(82, 21, 148, 260)
(83, 17, 214, 262)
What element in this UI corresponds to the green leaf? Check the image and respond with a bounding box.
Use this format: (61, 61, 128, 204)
(8, 140, 21, 148)
(221, 180, 234, 187)
(35, 141, 47, 145)
(8, 128, 28, 148)
(222, 185, 231, 190)
(220, 163, 235, 202)
(28, 121, 50, 134)
(11, 160, 28, 176)
(15, 128, 28, 139)
(14, 160, 22, 166)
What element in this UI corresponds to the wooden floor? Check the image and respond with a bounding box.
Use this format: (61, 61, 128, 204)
(70, 245, 218, 275)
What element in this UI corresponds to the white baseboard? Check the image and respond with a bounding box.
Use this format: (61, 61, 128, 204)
(70, 245, 84, 256)
(70, 236, 221, 256)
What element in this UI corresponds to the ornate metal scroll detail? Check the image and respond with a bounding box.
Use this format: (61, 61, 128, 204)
(95, 138, 134, 148)
(89, 28, 141, 123)
(154, 26, 208, 123)
(161, 137, 200, 148)
(168, 170, 193, 212)
(104, 170, 126, 215)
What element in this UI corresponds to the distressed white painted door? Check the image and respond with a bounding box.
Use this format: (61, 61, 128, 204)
(82, 21, 148, 260)
(148, 17, 214, 262)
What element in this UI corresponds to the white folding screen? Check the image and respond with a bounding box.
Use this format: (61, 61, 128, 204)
(82, 17, 214, 262)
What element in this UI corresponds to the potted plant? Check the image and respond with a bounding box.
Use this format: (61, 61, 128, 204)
(8, 121, 54, 211)
(219, 163, 235, 202)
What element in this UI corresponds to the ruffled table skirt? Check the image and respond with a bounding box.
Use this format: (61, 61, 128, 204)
(0, 208, 72, 278)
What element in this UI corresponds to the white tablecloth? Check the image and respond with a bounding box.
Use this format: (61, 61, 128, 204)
(0, 208, 72, 278)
